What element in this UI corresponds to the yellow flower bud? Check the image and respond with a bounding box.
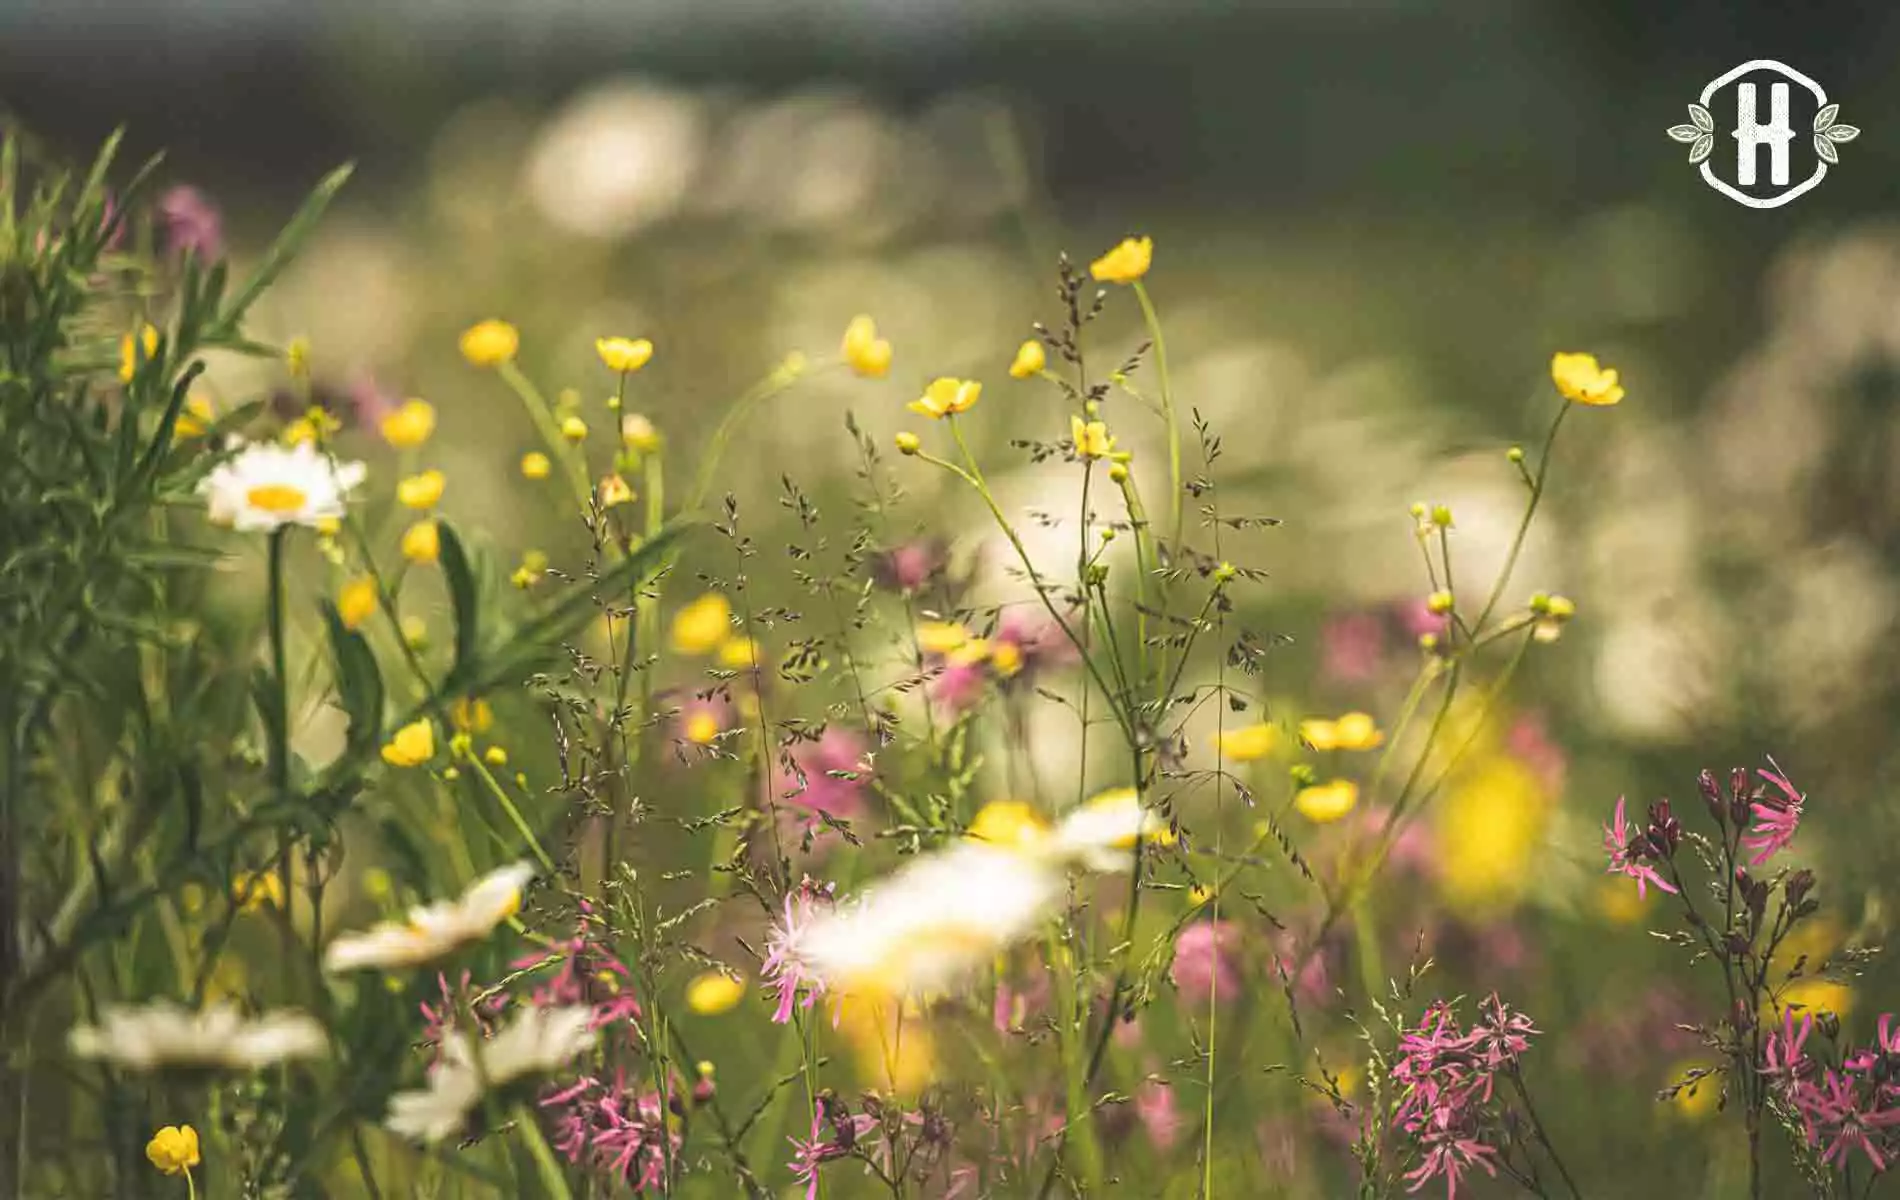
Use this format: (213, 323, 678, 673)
(1009, 339, 1046, 379)
(338, 576, 378, 631)
(401, 520, 441, 564)
(686, 970, 746, 1015)
(598, 473, 635, 508)
(521, 451, 552, 480)
(1295, 779, 1359, 823)
(119, 323, 160, 383)
(894, 431, 921, 455)
(459, 319, 519, 368)
(380, 399, 436, 449)
(621, 414, 661, 452)
(841, 315, 893, 379)
(561, 416, 589, 442)
(396, 469, 446, 510)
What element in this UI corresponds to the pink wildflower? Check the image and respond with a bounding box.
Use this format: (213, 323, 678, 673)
(1171, 920, 1241, 1006)
(509, 902, 642, 1033)
(1135, 1079, 1183, 1151)
(1742, 759, 1806, 866)
(1603, 796, 1678, 899)
(541, 1071, 678, 1190)
(1319, 610, 1385, 683)
(772, 727, 872, 846)
(157, 184, 224, 263)
(762, 878, 835, 1024)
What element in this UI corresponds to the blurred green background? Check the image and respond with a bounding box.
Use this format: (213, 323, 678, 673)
(12, 2, 1900, 1192)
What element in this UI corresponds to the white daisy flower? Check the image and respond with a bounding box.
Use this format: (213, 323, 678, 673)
(1051, 786, 1173, 872)
(196, 441, 367, 531)
(386, 1005, 597, 1143)
(68, 1000, 327, 1071)
(324, 861, 534, 973)
(794, 842, 1065, 1001)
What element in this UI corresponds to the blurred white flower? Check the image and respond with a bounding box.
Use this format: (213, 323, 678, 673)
(1767, 539, 1896, 728)
(1590, 611, 1719, 741)
(386, 1005, 596, 1143)
(325, 861, 533, 973)
(795, 842, 1064, 1001)
(700, 90, 896, 236)
(70, 1001, 326, 1071)
(1051, 786, 1172, 872)
(197, 442, 366, 532)
(525, 80, 706, 238)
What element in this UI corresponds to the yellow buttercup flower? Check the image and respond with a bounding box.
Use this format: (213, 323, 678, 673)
(119, 323, 160, 383)
(718, 637, 759, 669)
(686, 971, 746, 1015)
(1089, 236, 1153, 285)
(908, 377, 981, 420)
(146, 1124, 200, 1176)
(282, 407, 340, 448)
(232, 870, 284, 914)
(671, 593, 732, 655)
(483, 745, 509, 766)
(916, 621, 971, 656)
(401, 520, 440, 564)
(1433, 754, 1549, 912)
(337, 577, 378, 631)
(598, 473, 635, 508)
(1009, 340, 1046, 379)
(380, 398, 436, 449)
(520, 451, 552, 480)
(1295, 779, 1359, 823)
(841, 315, 893, 379)
(381, 720, 436, 767)
(396, 469, 446, 510)
(1070, 414, 1116, 460)
(967, 800, 1050, 850)
(459, 319, 519, 368)
(1666, 1062, 1720, 1121)
(561, 416, 589, 442)
(989, 640, 1023, 677)
(1215, 723, 1277, 762)
(174, 394, 217, 441)
(1300, 712, 1384, 752)
(1549, 352, 1625, 406)
(596, 336, 654, 374)
(684, 709, 722, 745)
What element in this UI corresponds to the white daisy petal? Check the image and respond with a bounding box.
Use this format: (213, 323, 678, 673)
(68, 1001, 327, 1071)
(325, 862, 534, 973)
(195, 441, 367, 532)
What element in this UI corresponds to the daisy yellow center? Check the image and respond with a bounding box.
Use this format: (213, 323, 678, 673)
(246, 483, 309, 514)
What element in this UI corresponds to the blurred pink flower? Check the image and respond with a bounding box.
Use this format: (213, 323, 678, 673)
(1135, 1079, 1182, 1151)
(1271, 929, 1332, 1009)
(1171, 920, 1240, 1007)
(1505, 712, 1567, 795)
(1320, 611, 1385, 683)
(772, 727, 871, 847)
(158, 184, 224, 262)
(871, 539, 947, 593)
(1394, 596, 1448, 640)
(1743, 759, 1806, 865)
(994, 606, 1080, 677)
(994, 969, 1052, 1034)
(544, 1071, 678, 1190)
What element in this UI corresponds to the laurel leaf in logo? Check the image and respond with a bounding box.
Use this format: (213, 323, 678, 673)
(1688, 133, 1715, 165)
(1689, 103, 1715, 134)
(1814, 135, 1839, 165)
(1825, 124, 1860, 143)
(1667, 124, 1703, 143)
(1814, 103, 1840, 133)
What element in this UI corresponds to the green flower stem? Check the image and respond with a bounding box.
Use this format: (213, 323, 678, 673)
(1131, 281, 1183, 580)
(497, 360, 593, 516)
(465, 754, 557, 874)
(687, 360, 828, 514)
(934, 419, 1134, 742)
(515, 1102, 574, 1200)
(1472, 400, 1569, 635)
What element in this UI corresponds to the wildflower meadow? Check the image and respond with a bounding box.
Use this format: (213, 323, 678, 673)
(3, 83, 1898, 1200)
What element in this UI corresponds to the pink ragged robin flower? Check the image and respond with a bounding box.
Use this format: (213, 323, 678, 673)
(542, 1070, 678, 1190)
(762, 878, 836, 1024)
(1742, 758, 1806, 866)
(1603, 796, 1678, 900)
(1403, 1127, 1500, 1198)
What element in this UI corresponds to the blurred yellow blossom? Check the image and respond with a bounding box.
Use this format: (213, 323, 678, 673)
(483, 746, 509, 767)
(1549, 351, 1624, 406)
(684, 709, 723, 746)
(908, 377, 981, 419)
(520, 451, 552, 480)
(894, 431, 920, 455)
(1009, 340, 1046, 379)
(119, 323, 159, 382)
(718, 637, 759, 669)
(1070, 415, 1116, 460)
(400, 616, 428, 649)
(400, 521, 440, 564)
(380, 398, 436, 449)
(671, 594, 731, 655)
(598, 473, 635, 508)
(841, 315, 893, 379)
(1666, 1063, 1720, 1120)
(596, 336, 654, 374)
(561, 416, 588, 442)
(1215, 723, 1277, 762)
(337, 577, 377, 631)
(1090, 236, 1153, 284)
(915, 621, 971, 656)
(1295, 779, 1359, 823)
(146, 1125, 200, 1176)
(686, 971, 746, 1015)
(1301, 712, 1384, 752)
(282, 407, 339, 447)
(1433, 754, 1548, 912)
(621, 414, 661, 452)
(451, 697, 494, 733)
(231, 871, 283, 913)
(381, 720, 435, 767)
(967, 800, 1050, 850)
(285, 335, 311, 378)
(174, 394, 216, 441)
(459, 319, 519, 368)
(989, 640, 1023, 677)
(396, 469, 445, 510)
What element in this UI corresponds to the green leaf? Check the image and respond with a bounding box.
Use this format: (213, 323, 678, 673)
(214, 163, 354, 336)
(452, 521, 693, 697)
(320, 601, 385, 755)
(436, 522, 482, 683)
